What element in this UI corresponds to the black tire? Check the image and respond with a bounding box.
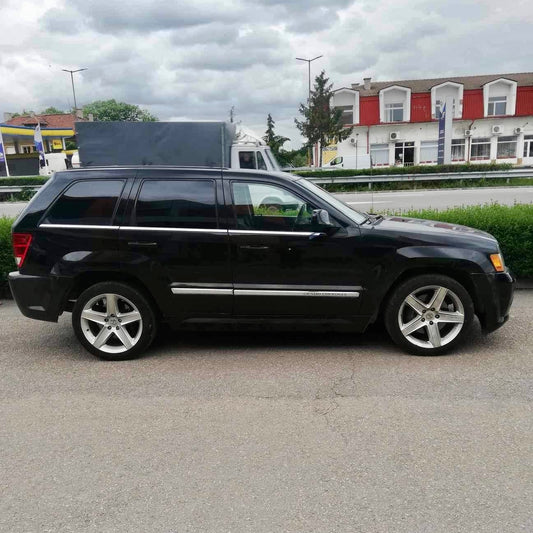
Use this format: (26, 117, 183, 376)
(384, 274, 475, 356)
(72, 282, 158, 361)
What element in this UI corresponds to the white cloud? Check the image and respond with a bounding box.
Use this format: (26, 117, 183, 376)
(1, 0, 532, 148)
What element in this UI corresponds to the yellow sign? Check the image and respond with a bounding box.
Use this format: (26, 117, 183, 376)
(52, 140, 63, 150)
(322, 144, 338, 165)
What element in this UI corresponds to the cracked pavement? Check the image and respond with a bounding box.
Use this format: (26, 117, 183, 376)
(0, 293, 532, 533)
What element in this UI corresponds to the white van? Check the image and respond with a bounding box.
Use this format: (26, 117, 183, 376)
(325, 154, 371, 170)
(39, 151, 80, 175)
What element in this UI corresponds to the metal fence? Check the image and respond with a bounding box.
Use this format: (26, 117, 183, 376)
(304, 168, 533, 186)
(1, 168, 532, 195)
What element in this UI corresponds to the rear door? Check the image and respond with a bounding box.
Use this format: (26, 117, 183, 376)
(119, 170, 232, 320)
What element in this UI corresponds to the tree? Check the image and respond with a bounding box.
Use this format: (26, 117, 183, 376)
(263, 114, 290, 162)
(295, 70, 352, 167)
(41, 106, 65, 114)
(82, 99, 157, 122)
(9, 109, 35, 118)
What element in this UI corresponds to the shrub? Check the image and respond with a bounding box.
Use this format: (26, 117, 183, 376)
(400, 203, 533, 278)
(0, 217, 16, 295)
(0, 176, 49, 186)
(0, 205, 531, 298)
(295, 163, 516, 179)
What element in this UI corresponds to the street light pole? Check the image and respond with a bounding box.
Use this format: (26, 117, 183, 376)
(296, 55, 323, 167)
(62, 68, 87, 112)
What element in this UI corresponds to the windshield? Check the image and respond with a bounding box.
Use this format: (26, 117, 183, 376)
(264, 148, 281, 172)
(296, 178, 368, 225)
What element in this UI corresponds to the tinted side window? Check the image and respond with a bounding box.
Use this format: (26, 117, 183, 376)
(135, 180, 217, 228)
(232, 181, 319, 232)
(44, 180, 124, 225)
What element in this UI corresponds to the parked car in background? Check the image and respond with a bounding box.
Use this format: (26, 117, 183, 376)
(9, 167, 514, 360)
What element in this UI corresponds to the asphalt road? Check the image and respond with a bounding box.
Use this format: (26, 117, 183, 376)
(334, 185, 533, 213)
(1, 186, 532, 218)
(0, 293, 531, 533)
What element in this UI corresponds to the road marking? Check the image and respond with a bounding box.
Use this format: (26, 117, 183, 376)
(346, 201, 392, 205)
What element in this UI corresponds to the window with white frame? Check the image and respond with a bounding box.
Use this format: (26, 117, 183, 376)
(331, 89, 359, 126)
(488, 96, 507, 116)
(524, 135, 533, 158)
(435, 99, 457, 119)
(484, 79, 517, 117)
(370, 144, 389, 166)
(470, 138, 491, 161)
(431, 81, 463, 119)
(419, 141, 438, 163)
(497, 136, 517, 158)
(380, 86, 411, 123)
(385, 103, 404, 122)
(451, 139, 465, 161)
(336, 105, 354, 126)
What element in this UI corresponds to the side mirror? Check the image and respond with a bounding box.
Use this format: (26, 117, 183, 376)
(312, 209, 333, 226)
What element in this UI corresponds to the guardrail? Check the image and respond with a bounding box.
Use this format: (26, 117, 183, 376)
(0, 185, 42, 194)
(0, 168, 532, 195)
(303, 168, 533, 186)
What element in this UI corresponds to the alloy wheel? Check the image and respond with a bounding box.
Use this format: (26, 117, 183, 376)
(79, 293, 143, 354)
(397, 285, 465, 349)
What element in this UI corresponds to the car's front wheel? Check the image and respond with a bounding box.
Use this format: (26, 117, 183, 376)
(385, 274, 475, 356)
(72, 282, 157, 360)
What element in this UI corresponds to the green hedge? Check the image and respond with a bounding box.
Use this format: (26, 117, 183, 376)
(0, 217, 16, 295)
(401, 204, 533, 278)
(296, 163, 515, 179)
(0, 176, 49, 186)
(0, 205, 531, 297)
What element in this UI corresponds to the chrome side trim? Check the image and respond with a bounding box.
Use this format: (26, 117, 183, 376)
(234, 289, 360, 298)
(171, 288, 233, 295)
(230, 230, 314, 236)
(39, 224, 120, 230)
(122, 226, 228, 234)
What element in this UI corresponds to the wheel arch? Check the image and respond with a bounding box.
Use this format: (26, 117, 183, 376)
(64, 271, 162, 319)
(376, 266, 483, 323)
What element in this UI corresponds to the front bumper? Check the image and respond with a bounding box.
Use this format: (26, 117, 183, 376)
(8, 271, 71, 322)
(471, 269, 515, 333)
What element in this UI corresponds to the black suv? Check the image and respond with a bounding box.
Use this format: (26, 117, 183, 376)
(9, 167, 514, 360)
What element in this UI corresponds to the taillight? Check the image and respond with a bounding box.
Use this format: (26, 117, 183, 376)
(12, 233, 33, 268)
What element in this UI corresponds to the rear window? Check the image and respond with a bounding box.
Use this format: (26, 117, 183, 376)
(135, 180, 217, 228)
(43, 180, 124, 225)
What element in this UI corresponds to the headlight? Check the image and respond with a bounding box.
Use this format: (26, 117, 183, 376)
(489, 253, 505, 272)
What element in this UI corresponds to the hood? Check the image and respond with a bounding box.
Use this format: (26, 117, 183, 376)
(370, 215, 499, 251)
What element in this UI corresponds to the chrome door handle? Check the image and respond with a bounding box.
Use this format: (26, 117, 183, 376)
(239, 245, 269, 250)
(128, 241, 158, 247)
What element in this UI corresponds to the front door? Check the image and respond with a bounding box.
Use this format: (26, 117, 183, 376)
(119, 170, 232, 320)
(226, 178, 364, 317)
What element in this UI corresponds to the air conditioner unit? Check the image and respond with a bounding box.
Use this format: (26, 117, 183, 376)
(492, 125, 503, 135)
(389, 132, 400, 141)
(349, 137, 357, 145)
(464, 129, 473, 137)
(514, 127, 524, 134)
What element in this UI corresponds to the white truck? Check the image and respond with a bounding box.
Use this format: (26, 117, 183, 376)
(74, 121, 282, 172)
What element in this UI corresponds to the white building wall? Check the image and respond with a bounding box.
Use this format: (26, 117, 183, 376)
(336, 115, 533, 168)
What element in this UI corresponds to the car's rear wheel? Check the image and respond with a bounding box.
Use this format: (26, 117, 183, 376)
(384, 274, 474, 356)
(72, 282, 157, 360)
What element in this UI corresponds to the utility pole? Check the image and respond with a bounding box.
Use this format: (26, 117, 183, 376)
(296, 55, 323, 167)
(62, 68, 87, 112)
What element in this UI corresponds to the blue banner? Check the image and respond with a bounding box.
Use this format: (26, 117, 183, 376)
(437, 103, 446, 165)
(34, 124, 47, 168)
(0, 130, 7, 176)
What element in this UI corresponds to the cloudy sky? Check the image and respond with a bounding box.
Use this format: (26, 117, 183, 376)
(1, 0, 532, 147)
